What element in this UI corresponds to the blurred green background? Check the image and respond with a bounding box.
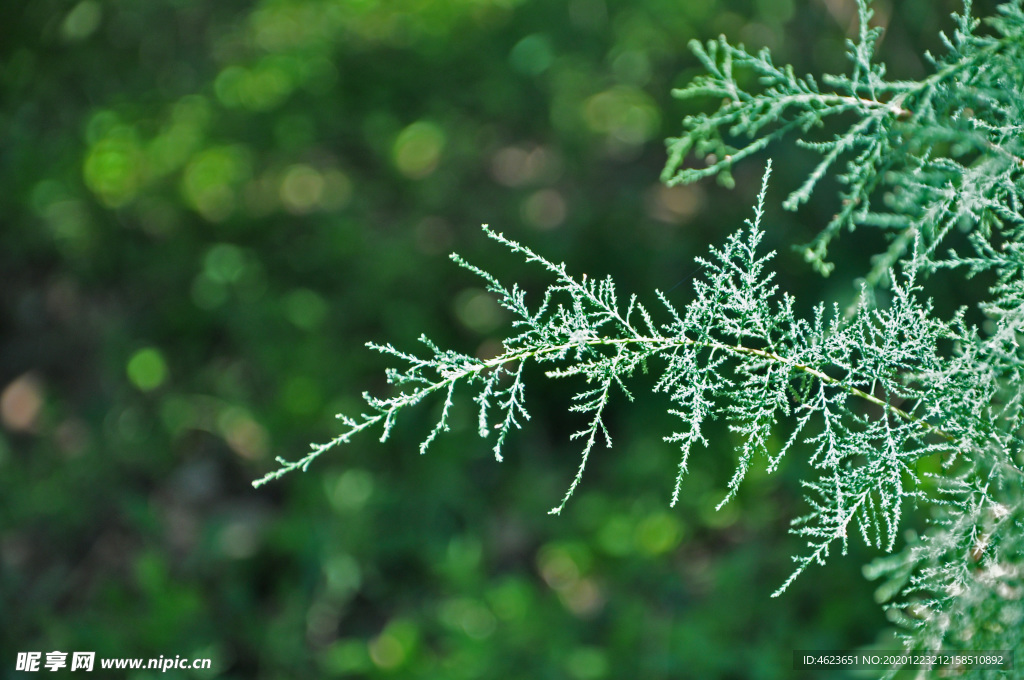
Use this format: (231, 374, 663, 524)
(0, 0, 990, 678)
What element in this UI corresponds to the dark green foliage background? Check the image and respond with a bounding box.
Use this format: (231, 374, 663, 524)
(0, 0, 989, 677)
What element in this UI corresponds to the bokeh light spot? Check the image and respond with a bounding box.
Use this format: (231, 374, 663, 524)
(509, 34, 553, 75)
(454, 288, 504, 334)
(635, 511, 684, 555)
(84, 127, 145, 208)
(204, 243, 246, 283)
(182, 146, 251, 221)
(611, 50, 651, 85)
(583, 86, 660, 145)
(214, 59, 295, 111)
(368, 633, 403, 669)
(326, 468, 375, 512)
(645, 182, 704, 223)
(217, 407, 269, 460)
(61, 1, 102, 42)
(487, 578, 530, 622)
(537, 543, 582, 590)
(1, 373, 44, 432)
(368, 620, 416, 670)
(522, 189, 566, 229)
(392, 121, 445, 179)
(324, 553, 362, 594)
(319, 169, 353, 211)
(280, 164, 324, 213)
(596, 515, 634, 556)
(321, 640, 371, 676)
(490, 145, 560, 187)
(127, 348, 168, 392)
(285, 288, 329, 330)
(566, 646, 609, 679)
(439, 597, 497, 640)
(214, 66, 247, 108)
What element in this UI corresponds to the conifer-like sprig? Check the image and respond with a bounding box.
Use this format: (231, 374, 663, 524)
(256, 0, 1024, 665)
(255, 163, 1001, 599)
(655, 0, 1024, 660)
(662, 0, 1024, 280)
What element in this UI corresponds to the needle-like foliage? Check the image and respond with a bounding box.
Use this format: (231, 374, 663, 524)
(256, 0, 1024, 667)
(660, 0, 1024, 662)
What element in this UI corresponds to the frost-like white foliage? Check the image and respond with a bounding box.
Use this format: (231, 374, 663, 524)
(256, 0, 1024, 668)
(662, 3, 1024, 657)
